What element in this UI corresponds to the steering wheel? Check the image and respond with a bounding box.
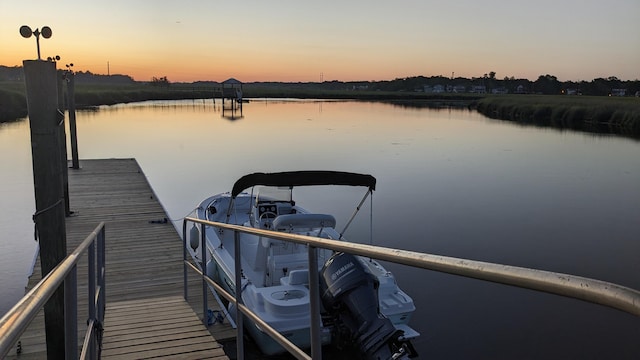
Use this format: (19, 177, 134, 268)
(259, 211, 277, 228)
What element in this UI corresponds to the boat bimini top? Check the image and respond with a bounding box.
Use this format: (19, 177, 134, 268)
(230, 171, 376, 198)
(228, 171, 377, 239)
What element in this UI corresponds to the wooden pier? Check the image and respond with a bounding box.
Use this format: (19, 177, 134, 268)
(217, 78, 244, 121)
(7, 159, 235, 359)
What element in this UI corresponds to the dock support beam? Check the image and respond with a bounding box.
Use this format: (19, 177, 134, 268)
(67, 71, 80, 170)
(23, 59, 68, 359)
(55, 69, 71, 216)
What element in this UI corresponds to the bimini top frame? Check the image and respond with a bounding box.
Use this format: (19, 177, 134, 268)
(231, 171, 376, 198)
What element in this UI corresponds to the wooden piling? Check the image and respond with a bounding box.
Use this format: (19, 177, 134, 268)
(23, 59, 68, 359)
(67, 72, 80, 170)
(56, 69, 71, 216)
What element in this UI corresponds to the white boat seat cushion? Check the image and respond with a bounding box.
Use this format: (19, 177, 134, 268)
(272, 213, 336, 231)
(280, 269, 309, 286)
(267, 252, 308, 286)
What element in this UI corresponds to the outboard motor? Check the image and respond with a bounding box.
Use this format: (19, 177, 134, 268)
(320, 252, 417, 359)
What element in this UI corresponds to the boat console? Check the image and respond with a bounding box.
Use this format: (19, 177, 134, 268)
(253, 200, 294, 228)
(272, 213, 336, 232)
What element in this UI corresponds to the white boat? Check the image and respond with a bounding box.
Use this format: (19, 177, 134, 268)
(187, 171, 419, 358)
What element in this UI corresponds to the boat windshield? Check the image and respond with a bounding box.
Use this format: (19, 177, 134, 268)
(254, 186, 292, 203)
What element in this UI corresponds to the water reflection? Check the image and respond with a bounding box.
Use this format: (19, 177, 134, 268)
(1, 100, 638, 358)
(0, 119, 37, 318)
(221, 100, 244, 121)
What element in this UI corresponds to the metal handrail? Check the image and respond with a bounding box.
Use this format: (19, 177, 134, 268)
(0, 222, 106, 359)
(183, 216, 640, 359)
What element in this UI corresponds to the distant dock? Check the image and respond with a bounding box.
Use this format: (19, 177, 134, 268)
(7, 159, 235, 359)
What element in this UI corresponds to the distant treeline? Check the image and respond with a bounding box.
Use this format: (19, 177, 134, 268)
(2, 65, 639, 96)
(247, 74, 639, 97)
(0, 65, 134, 84)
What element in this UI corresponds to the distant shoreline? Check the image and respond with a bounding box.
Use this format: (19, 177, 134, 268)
(1, 82, 638, 139)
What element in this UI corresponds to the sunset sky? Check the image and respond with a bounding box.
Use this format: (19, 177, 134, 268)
(1, 1, 638, 83)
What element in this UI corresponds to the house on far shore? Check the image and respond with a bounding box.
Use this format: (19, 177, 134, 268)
(452, 85, 466, 93)
(425, 84, 445, 93)
(610, 88, 626, 96)
(470, 85, 486, 94)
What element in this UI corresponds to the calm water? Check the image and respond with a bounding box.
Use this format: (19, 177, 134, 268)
(1, 99, 639, 358)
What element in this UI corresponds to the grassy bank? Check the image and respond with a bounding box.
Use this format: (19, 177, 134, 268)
(2, 81, 639, 139)
(474, 95, 640, 137)
(0, 82, 218, 122)
(0, 82, 27, 122)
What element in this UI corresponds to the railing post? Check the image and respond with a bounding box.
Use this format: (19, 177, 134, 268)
(234, 230, 245, 359)
(98, 225, 106, 324)
(88, 240, 96, 360)
(200, 224, 208, 325)
(308, 246, 322, 359)
(64, 265, 78, 360)
(182, 219, 188, 301)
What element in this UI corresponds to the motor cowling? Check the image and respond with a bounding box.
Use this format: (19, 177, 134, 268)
(320, 252, 416, 359)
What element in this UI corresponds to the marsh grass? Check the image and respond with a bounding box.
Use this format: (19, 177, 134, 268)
(73, 83, 216, 106)
(0, 82, 27, 121)
(475, 95, 640, 136)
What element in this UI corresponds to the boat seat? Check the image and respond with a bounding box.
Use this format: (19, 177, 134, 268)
(272, 213, 336, 231)
(280, 269, 309, 286)
(266, 252, 308, 286)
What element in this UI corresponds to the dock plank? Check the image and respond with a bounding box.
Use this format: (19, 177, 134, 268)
(102, 296, 226, 359)
(5, 159, 234, 359)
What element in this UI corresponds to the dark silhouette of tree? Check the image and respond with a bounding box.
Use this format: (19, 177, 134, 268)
(533, 74, 562, 95)
(584, 78, 615, 96)
(74, 70, 134, 84)
(486, 71, 497, 91)
(151, 76, 170, 87)
(0, 65, 24, 81)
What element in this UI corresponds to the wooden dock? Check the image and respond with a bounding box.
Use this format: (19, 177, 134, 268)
(7, 159, 235, 359)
